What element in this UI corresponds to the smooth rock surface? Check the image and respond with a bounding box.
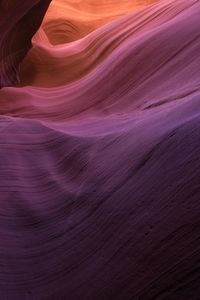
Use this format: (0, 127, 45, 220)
(0, 0, 200, 299)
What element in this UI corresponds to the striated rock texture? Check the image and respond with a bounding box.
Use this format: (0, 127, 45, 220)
(42, 0, 158, 44)
(0, 0, 52, 88)
(0, 0, 200, 299)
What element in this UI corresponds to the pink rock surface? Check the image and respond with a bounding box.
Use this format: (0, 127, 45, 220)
(0, 0, 200, 299)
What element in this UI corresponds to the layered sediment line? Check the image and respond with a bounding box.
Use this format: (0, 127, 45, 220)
(0, 0, 200, 299)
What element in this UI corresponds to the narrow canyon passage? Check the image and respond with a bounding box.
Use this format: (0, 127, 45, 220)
(0, 1, 200, 299)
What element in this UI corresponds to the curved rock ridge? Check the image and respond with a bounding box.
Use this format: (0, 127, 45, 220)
(0, 0, 200, 299)
(19, 0, 200, 89)
(0, 0, 52, 88)
(42, 0, 158, 44)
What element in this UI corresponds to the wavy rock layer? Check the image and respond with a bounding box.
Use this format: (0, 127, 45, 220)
(42, 0, 158, 44)
(0, 0, 200, 299)
(0, 0, 52, 88)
